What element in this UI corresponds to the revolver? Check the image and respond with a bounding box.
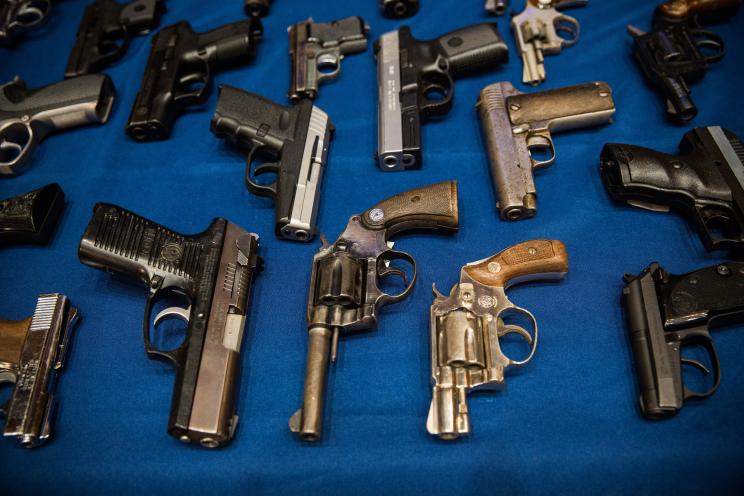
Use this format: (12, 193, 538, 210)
(622, 261, 744, 419)
(477, 81, 615, 221)
(1, 294, 79, 447)
(628, 0, 740, 123)
(375, 23, 508, 171)
(126, 18, 263, 141)
(485, 0, 508, 16)
(380, 0, 419, 18)
(427, 240, 568, 439)
(79, 204, 261, 447)
(0, 74, 116, 175)
(0, 183, 64, 245)
(600, 126, 744, 254)
(289, 181, 460, 441)
(0, 0, 51, 46)
(288, 16, 369, 102)
(245, 0, 270, 17)
(211, 86, 334, 242)
(511, 0, 588, 86)
(64, 0, 166, 77)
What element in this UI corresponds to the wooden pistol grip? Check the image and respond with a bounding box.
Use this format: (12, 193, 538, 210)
(361, 181, 459, 237)
(658, 0, 741, 19)
(0, 318, 31, 367)
(464, 240, 569, 288)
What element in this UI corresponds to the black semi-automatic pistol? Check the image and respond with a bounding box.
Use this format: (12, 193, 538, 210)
(0, 183, 64, 245)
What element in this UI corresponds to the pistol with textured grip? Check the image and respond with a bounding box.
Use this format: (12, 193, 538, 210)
(0, 74, 115, 175)
(428, 240, 568, 439)
(64, 0, 166, 77)
(380, 0, 419, 18)
(211, 86, 334, 242)
(79, 204, 261, 448)
(245, 0, 270, 17)
(600, 126, 744, 255)
(289, 181, 460, 441)
(622, 261, 744, 419)
(511, 0, 588, 86)
(375, 23, 508, 171)
(126, 18, 262, 141)
(0, 0, 51, 46)
(288, 16, 369, 102)
(1, 294, 79, 448)
(477, 81, 615, 221)
(0, 183, 64, 245)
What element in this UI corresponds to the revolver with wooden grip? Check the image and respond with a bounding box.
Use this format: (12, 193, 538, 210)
(427, 240, 568, 439)
(79, 204, 261, 448)
(289, 181, 460, 441)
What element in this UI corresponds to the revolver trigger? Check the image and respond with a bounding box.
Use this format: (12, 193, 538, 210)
(153, 305, 191, 327)
(378, 266, 409, 286)
(681, 357, 710, 375)
(498, 324, 533, 344)
(627, 25, 646, 38)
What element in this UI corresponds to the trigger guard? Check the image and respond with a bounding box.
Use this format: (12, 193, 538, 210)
(497, 309, 538, 367)
(554, 16, 580, 46)
(13, 2, 49, 28)
(376, 250, 417, 304)
(316, 53, 341, 82)
(0, 121, 35, 173)
(143, 291, 183, 366)
(244, 146, 278, 199)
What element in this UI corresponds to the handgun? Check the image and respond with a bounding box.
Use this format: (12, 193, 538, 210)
(125, 18, 263, 141)
(0, 183, 64, 245)
(79, 203, 261, 447)
(289, 181, 460, 441)
(427, 240, 568, 439)
(375, 23, 508, 171)
(288, 16, 369, 102)
(622, 261, 744, 419)
(600, 126, 744, 254)
(511, 0, 588, 86)
(245, 0, 270, 17)
(380, 0, 419, 18)
(1, 294, 79, 447)
(628, 0, 740, 123)
(0, 74, 116, 175)
(485, 0, 508, 16)
(211, 86, 334, 242)
(0, 0, 51, 46)
(64, 0, 166, 77)
(477, 81, 615, 221)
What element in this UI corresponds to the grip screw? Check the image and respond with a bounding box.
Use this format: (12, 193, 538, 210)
(717, 265, 731, 276)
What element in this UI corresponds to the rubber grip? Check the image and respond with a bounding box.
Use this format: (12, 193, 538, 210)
(436, 23, 508, 77)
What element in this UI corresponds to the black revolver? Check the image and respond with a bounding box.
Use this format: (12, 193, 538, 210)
(380, 0, 419, 19)
(126, 18, 262, 141)
(600, 126, 744, 255)
(0, 0, 51, 46)
(375, 23, 508, 171)
(622, 261, 744, 419)
(244, 0, 270, 17)
(0, 183, 64, 245)
(64, 0, 166, 77)
(0, 74, 116, 175)
(79, 204, 261, 447)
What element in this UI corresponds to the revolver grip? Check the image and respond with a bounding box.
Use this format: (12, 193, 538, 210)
(655, 0, 742, 24)
(198, 18, 262, 70)
(435, 24, 509, 78)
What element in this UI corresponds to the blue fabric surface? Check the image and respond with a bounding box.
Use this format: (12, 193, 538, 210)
(1, 0, 743, 493)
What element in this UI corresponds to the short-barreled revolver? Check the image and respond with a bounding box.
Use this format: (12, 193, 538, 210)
(485, 0, 508, 15)
(288, 16, 369, 102)
(245, 0, 270, 17)
(628, 0, 740, 123)
(0, 183, 64, 245)
(1, 294, 79, 447)
(289, 181, 460, 441)
(380, 0, 419, 18)
(427, 240, 568, 439)
(0, 0, 51, 46)
(622, 261, 744, 419)
(477, 81, 615, 221)
(600, 126, 744, 254)
(79, 203, 261, 447)
(375, 23, 508, 171)
(511, 0, 587, 86)
(126, 18, 262, 141)
(0, 74, 116, 175)
(64, 0, 166, 77)
(211, 86, 334, 242)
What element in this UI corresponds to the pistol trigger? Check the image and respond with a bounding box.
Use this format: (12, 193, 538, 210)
(681, 357, 710, 375)
(153, 305, 191, 327)
(627, 25, 646, 38)
(254, 162, 280, 176)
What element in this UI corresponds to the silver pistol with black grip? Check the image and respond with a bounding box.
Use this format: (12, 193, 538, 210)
(477, 81, 615, 221)
(512, 0, 588, 86)
(1, 294, 79, 448)
(427, 240, 568, 439)
(289, 181, 460, 441)
(289, 16, 369, 102)
(622, 261, 744, 419)
(0, 0, 51, 46)
(211, 86, 334, 242)
(375, 23, 508, 171)
(0, 74, 115, 175)
(78, 204, 261, 448)
(600, 126, 744, 255)
(380, 0, 419, 18)
(64, 0, 166, 77)
(0, 183, 64, 245)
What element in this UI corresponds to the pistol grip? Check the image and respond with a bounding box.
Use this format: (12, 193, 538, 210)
(0, 183, 64, 244)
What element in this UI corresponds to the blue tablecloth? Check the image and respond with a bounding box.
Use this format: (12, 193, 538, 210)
(2, 0, 743, 493)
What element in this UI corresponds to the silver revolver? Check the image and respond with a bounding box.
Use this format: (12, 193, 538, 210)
(1, 294, 79, 448)
(511, 0, 588, 85)
(427, 240, 568, 439)
(476, 81, 615, 221)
